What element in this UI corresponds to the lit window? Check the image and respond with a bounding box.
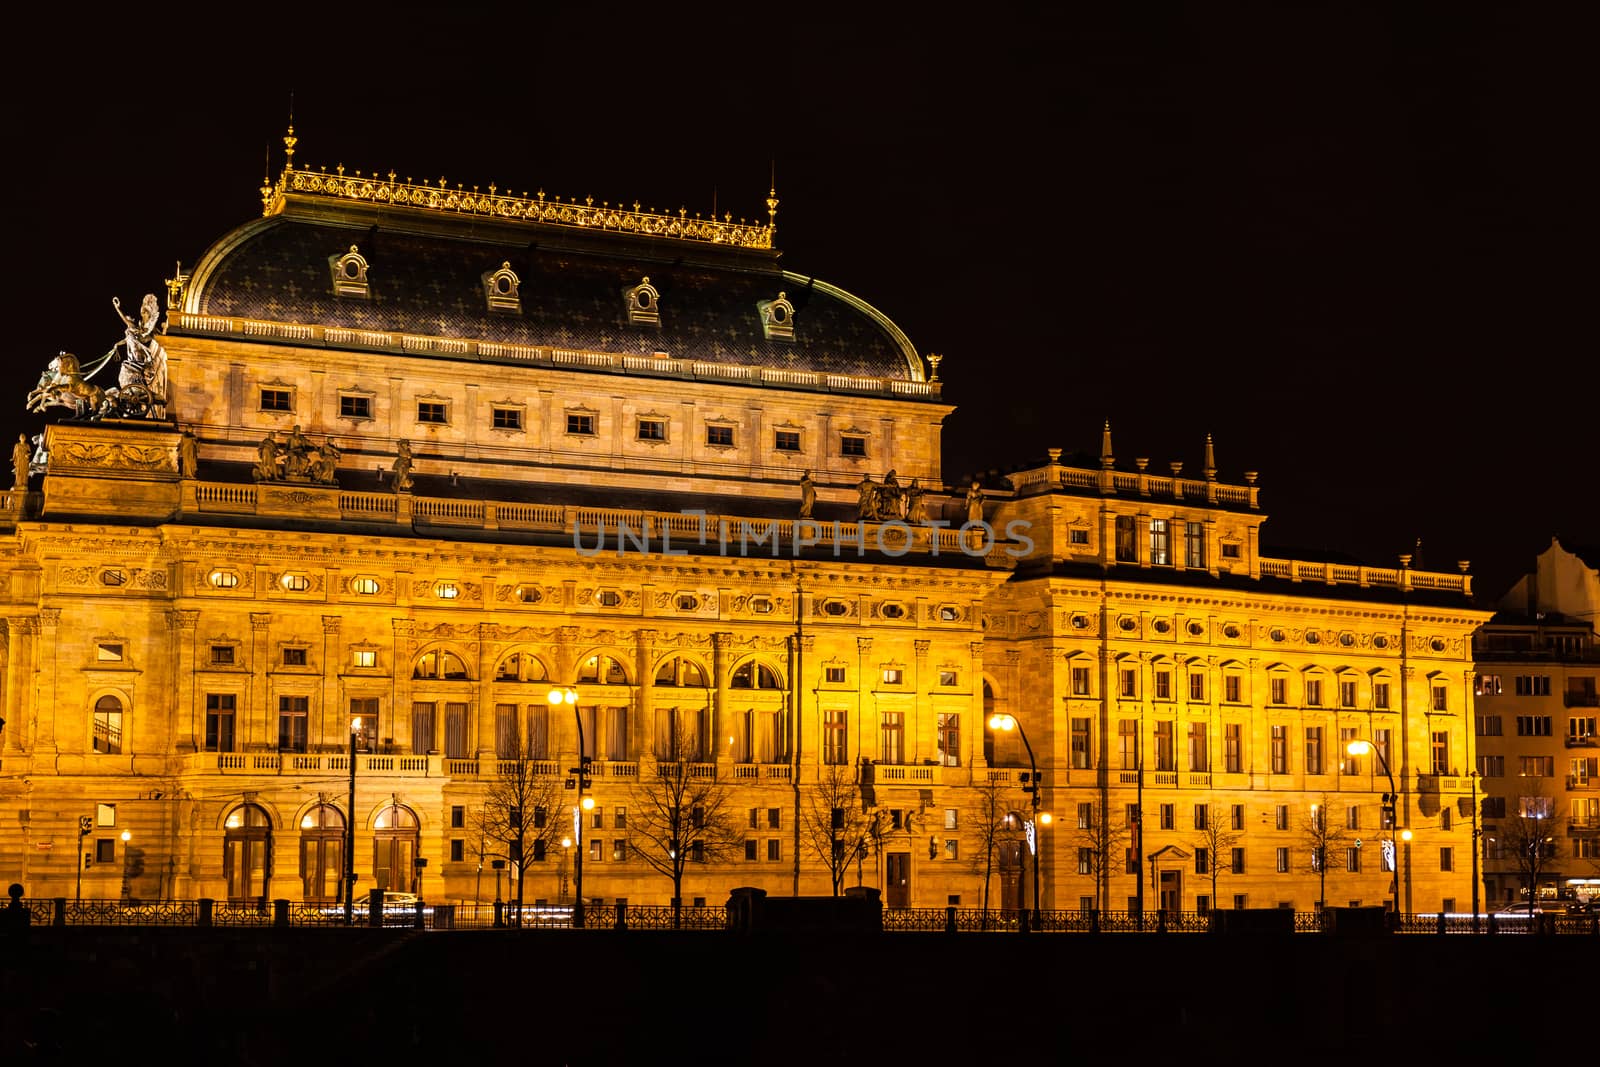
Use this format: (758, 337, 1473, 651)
(435, 582, 460, 600)
(96, 642, 124, 662)
(882, 668, 903, 685)
(280, 573, 312, 592)
(350, 577, 380, 595)
(208, 570, 240, 589)
(353, 649, 377, 668)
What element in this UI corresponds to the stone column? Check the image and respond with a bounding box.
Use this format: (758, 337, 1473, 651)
(322, 616, 342, 750)
(635, 629, 656, 764)
(968, 640, 985, 773)
(477, 622, 498, 759)
(3, 617, 37, 754)
(392, 619, 415, 752)
(856, 637, 874, 762)
(36, 608, 61, 753)
(712, 632, 733, 768)
(250, 613, 271, 750)
(913, 639, 931, 763)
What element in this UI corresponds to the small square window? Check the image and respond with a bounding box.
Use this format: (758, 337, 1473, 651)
(491, 407, 523, 431)
(825, 666, 845, 684)
(353, 649, 377, 668)
(938, 670, 958, 686)
(96, 643, 124, 662)
(882, 668, 903, 685)
(283, 647, 307, 667)
(96, 839, 116, 863)
(210, 645, 235, 666)
(1221, 542, 1241, 560)
(1069, 528, 1089, 545)
(417, 401, 448, 425)
(567, 414, 595, 436)
(774, 430, 801, 452)
(339, 394, 373, 420)
(260, 388, 292, 413)
(840, 435, 867, 458)
(944, 839, 959, 860)
(637, 419, 666, 442)
(706, 425, 735, 447)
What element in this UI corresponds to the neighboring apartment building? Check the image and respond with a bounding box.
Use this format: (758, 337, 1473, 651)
(1473, 538, 1600, 908)
(0, 133, 1488, 915)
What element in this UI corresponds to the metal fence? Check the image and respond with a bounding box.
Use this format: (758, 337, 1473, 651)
(11, 898, 1599, 936)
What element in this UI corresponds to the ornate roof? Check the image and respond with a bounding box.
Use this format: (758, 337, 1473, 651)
(176, 143, 926, 385)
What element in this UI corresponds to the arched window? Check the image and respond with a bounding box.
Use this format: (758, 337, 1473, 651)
(223, 803, 272, 903)
(495, 652, 549, 683)
(731, 661, 782, 690)
(655, 656, 708, 687)
(298, 804, 345, 903)
(414, 650, 469, 680)
(373, 803, 420, 894)
(576, 653, 629, 685)
(92, 695, 124, 754)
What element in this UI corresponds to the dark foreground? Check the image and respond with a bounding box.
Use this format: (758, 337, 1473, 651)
(0, 926, 1581, 1065)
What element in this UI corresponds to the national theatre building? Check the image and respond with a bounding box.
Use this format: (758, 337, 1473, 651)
(0, 133, 1491, 919)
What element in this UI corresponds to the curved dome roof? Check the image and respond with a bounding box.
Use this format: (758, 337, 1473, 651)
(183, 209, 923, 383)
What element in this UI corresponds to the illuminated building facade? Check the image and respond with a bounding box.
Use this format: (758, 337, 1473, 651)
(0, 136, 1489, 915)
(1472, 539, 1600, 908)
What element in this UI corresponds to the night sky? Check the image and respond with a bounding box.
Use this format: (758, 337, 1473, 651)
(8, 8, 1592, 606)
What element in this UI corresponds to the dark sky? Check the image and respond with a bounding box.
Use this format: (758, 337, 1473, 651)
(8, 7, 1592, 606)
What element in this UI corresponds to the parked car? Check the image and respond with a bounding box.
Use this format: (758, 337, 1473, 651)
(381, 891, 419, 908)
(1564, 898, 1599, 915)
(1495, 902, 1542, 919)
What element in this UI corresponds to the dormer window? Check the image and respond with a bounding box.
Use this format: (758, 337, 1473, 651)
(483, 262, 521, 313)
(330, 245, 370, 299)
(625, 277, 660, 325)
(757, 292, 795, 341)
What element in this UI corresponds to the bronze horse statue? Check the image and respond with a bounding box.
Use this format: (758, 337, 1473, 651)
(26, 352, 106, 419)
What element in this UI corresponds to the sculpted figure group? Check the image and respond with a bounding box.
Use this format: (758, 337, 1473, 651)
(253, 425, 342, 485)
(26, 295, 170, 421)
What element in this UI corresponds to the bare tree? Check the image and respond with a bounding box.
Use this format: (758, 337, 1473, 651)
(628, 723, 742, 927)
(1298, 795, 1350, 910)
(1069, 797, 1131, 913)
(1193, 812, 1244, 908)
(801, 765, 875, 896)
(969, 777, 1021, 927)
(472, 734, 566, 925)
(1496, 786, 1566, 910)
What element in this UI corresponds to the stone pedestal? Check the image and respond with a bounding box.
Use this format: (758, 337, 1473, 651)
(41, 421, 182, 522)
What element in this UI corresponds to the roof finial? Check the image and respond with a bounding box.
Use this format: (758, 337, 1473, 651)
(1203, 433, 1217, 481)
(1100, 420, 1115, 470)
(925, 353, 942, 382)
(283, 123, 297, 171)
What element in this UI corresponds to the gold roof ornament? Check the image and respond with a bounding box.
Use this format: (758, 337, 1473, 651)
(260, 127, 777, 250)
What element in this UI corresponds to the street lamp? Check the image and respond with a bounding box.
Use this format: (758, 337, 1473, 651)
(1468, 771, 1482, 932)
(344, 714, 366, 925)
(988, 713, 1046, 923)
(549, 685, 588, 928)
(1347, 738, 1404, 918)
(119, 829, 132, 902)
(75, 815, 92, 903)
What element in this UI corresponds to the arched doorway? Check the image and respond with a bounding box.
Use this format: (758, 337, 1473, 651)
(223, 803, 273, 903)
(299, 804, 345, 902)
(373, 802, 419, 893)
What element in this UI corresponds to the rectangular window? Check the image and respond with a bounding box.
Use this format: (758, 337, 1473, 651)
(1159, 803, 1174, 830)
(1375, 728, 1392, 773)
(1305, 679, 1323, 707)
(1125, 803, 1139, 827)
(591, 807, 605, 830)
(1154, 671, 1172, 701)
(1275, 804, 1289, 831)
(1231, 847, 1246, 874)
(411, 701, 436, 756)
(1440, 808, 1451, 832)
(589, 840, 602, 862)
(353, 649, 377, 668)
(1186, 522, 1205, 568)
(1231, 804, 1245, 831)
(879, 712, 904, 765)
(1225, 723, 1241, 773)
(1071, 666, 1091, 696)
(1154, 721, 1175, 771)
(1347, 805, 1361, 830)
(1120, 669, 1137, 699)
(1221, 542, 1241, 560)
(1070, 528, 1090, 546)
(96, 642, 124, 662)
(450, 839, 465, 863)
(1476, 673, 1502, 695)
(96, 839, 116, 864)
(277, 695, 309, 752)
(282, 647, 308, 667)
(1569, 717, 1597, 741)
(1477, 754, 1504, 777)
(825, 666, 845, 684)
(1149, 519, 1170, 566)
(1373, 682, 1391, 710)
(491, 406, 523, 431)
(773, 429, 801, 452)
(1516, 715, 1553, 736)
(92, 701, 123, 755)
(417, 401, 448, 424)
(1519, 756, 1553, 777)
(1077, 803, 1093, 829)
(1305, 727, 1323, 775)
(1338, 679, 1357, 709)
(1271, 725, 1288, 774)
(823, 710, 847, 765)
(1078, 848, 1093, 875)
(1193, 803, 1208, 830)
(260, 387, 292, 412)
(451, 806, 465, 829)
(1431, 685, 1448, 712)
(881, 668, 903, 685)
(1188, 722, 1209, 772)
(1115, 516, 1137, 562)
(1195, 848, 1209, 875)
(1188, 673, 1205, 702)
(349, 698, 379, 751)
(339, 394, 372, 420)
(945, 809, 959, 831)
(205, 693, 236, 753)
(1119, 719, 1138, 769)
(705, 424, 735, 447)
(938, 670, 958, 687)
(1430, 731, 1449, 776)
(1514, 675, 1551, 697)
(840, 435, 866, 457)
(1346, 847, 1361, 873)
(1270, 677, 1287, 706)
(566, 413, 595, 436)
(1439, 847, 1453, 873)
(1225, 675, 1242, 704)
(1276, 847, 1289, 873)
(767, 839, 781, 862)
(1071, 718, 1091, 769)
(210, 644, 235, 666)
(937, 714, 961, 767)
(445, 702, 469, 760)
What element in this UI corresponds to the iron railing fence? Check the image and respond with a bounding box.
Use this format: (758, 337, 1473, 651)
(14, 898, 1600, 936)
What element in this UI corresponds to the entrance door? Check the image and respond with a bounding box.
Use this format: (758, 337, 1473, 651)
(223, 803, 272, 903)
(885, 852, 911, 907)
(1159, 870, 1182, 915)
(998, 840, 1024, 911)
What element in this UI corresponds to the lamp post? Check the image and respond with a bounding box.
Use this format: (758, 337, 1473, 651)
(988, 713, 1047, 923)
(343, 714, 365, 925)
(75, 815, 92, 903)
(550, 685, 589, 928)
(1469, 771, 1482, 932)
(119, 829, 132, 902)
(1347, 738, 1405, 919)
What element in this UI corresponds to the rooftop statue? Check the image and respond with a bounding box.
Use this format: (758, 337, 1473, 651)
(24, 294, 170, 421)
